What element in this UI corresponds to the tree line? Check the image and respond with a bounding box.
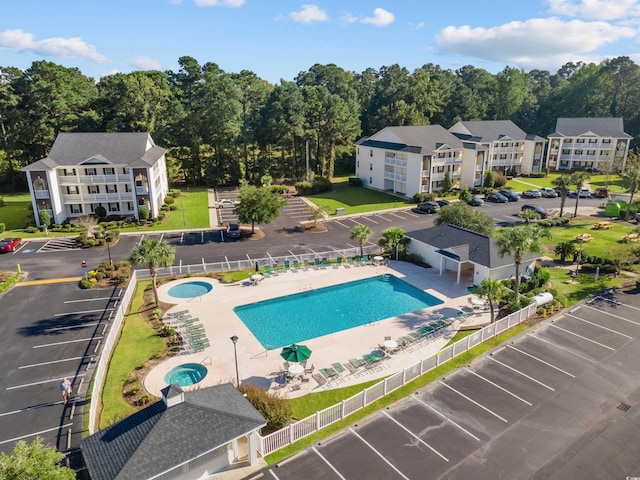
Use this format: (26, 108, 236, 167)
(1, 55, 639, 191)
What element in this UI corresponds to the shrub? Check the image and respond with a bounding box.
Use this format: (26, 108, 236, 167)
(239, 383, 292, 430)
(95, 272, 104, 281)
(26, 226, 38, 233)
(38, 209, 51, 227)
(348, 177, 363, 187)
(169, 204, 178, 211)
(138, 206, 149, 221)
(0, 223, 4, 233)
(160, 204, 169, 211)
(79, 279, 93, 289)
(413, 192, 426, 203)
(269, 185, 289, 195)
(0, 197, 5, 207)
(95, 205, 107, 219)
(170, 189, 181, 198)
(164, 195, 175, 205)
(294, 181, 313, 195)
(115, 273, 128, 285)
(493, 174, 508, 188)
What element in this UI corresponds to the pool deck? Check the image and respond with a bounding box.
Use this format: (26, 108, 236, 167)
(145, 261, 492, 398)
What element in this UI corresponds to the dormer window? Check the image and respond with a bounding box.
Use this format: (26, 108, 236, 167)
(85, 168, 97, 175)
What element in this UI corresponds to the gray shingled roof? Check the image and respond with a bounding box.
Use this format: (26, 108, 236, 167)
(548, 117, 632, 138)
(22, 132, 165, 171)
(359, 125, 465, 153)
(406, 224, 539, 269)
(81, 383, 266, 480)
(450, 120, 527, 142)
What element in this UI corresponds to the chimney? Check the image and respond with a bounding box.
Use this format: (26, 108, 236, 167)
(161, 384, 185, 408)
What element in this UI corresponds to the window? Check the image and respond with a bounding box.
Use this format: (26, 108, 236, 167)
(370, 149, 373, 157)
(126, 202, 134, 211)
(103, 167, 115, 175)
(357, 148, 359, 155)
(109, 202, 119, 212)
(62, 168, 76, 176)
(369, 177, 372, 184)
(70, 204, 82, 214)
(576, 138, 585, 144)
(565, 139, 573, 143)
(106, 185, 117, 193)
(135, 179, 144, 187)
(369, 163, 373, 171)
(562, 149, 570, 155)
(88, 185, 100, 194)
(357, 161, 359, 168)
(138, 198, 146, 206)
(588, 139, 598, 144)
(123, 167, 128, 174)
(85, 168, 97, 175)
(90, 203, 102, 213)
(575, 150, 583, 155)
(602, 139, 611, 144)
(125, 184, 132, 192)
(66, 186, 79, 194)
(560, 161, 569, 168)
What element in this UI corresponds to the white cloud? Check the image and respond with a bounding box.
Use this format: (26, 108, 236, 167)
(289, 4, 328, 23)
(130, 56, 164, 70)
(339, 12, 359, 25)
(0, 29, 106, 62)
(436, 17, 636, 70)
(546, 0, 640, 20)
(361, 8, 395, 27)
(194, 0, 244, 7)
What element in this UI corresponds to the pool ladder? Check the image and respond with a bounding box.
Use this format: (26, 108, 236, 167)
(301, 283, 313, 292)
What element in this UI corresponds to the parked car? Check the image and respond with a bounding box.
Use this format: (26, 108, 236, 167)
(0, 237, 22, 253)
(499, 189, 520, 202)
(436, 199, 451, 207)
(539, 187, 558, 198)
(577, 188, 591, 198)
(215, 199, 239, 208)
(593, 188, 609, 199)
(486, 192, 508, 203)
(521, 204, 550, 219)
(227, 223, 242, 240)
(415, 201, 440, 213)
(521, 189, 542, 199)
(468, 195, 484, 206)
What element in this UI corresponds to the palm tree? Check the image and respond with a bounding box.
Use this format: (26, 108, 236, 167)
(554, 241, 576, 263)
(497, 225, 551, 300)
(570, 171, 590, 218)
(474, 278, 509, 323)
(621, 167, 640, 220)
(552, 174, 572, 217)
(350, 225, 372, 257)
(130, 239, 176, 306)
(378, 227, 407, 260)
(519, 208, 540, 224)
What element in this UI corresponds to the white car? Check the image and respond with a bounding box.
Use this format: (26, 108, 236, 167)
(215, 199, 239, 208)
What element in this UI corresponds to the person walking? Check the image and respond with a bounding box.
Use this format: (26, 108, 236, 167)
(60, 377, 72, 404)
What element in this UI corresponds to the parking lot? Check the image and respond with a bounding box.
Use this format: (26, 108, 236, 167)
(254, 290, 640, 479)
(0, 283, 119, 455)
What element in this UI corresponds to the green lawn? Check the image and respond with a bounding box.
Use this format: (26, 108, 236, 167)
(307, 177, 411, 215)
(99, 281, 166, 429)
(506, 173, 624, 192)
(547, 266, 621, 306)
(0, 193, 34, 232)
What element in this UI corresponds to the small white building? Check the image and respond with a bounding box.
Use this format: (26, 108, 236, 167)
(545, 117, 632, 173)
(22, 132, 169, 226)
(406, 224, 539, 285)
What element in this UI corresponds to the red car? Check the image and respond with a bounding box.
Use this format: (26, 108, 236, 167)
(0, 237, 22, 253)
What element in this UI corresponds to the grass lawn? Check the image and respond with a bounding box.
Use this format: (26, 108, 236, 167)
(0, 193, 34, 233)
(307, 177, 411, 215)
(506, 173, 624, 192)
(99, 281, 165, 429)
(547, 266, 621, 306)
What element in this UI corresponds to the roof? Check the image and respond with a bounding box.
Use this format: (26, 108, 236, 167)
(406, 224, 539, 269)
(81, 383, 266, 480)
(22, 132, 166, 171)
(548, 118, 632, 139)
(449, 120, 528, 142)
(357, 125, 465, 154)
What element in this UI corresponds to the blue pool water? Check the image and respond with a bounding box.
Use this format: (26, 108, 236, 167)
(164, 363, 208, 387)
(234, 275, 443, 349)
(167, 281, 213, 299)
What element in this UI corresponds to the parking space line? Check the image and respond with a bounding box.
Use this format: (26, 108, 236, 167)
(54, 308, 113, 317)
(7, 373, 86, 390)
(45, 322, 100, 332)
(311, 447, 347, 479)
(19, 355, 94, 369)
(488, 356, 555, 391)
(0, 400, 66, 418)
(526, 333, 597, 363)
(267, 469, 281, 479)
(349, 218, 364, 226)
(333, 220, 350, 228)
(412, 395, 480, 441)
(374, 214, 393, 222)
(180, 232, 184, 244)
(439, 380, 508, 422)
(349, 428, 411, 480)
(361, 216, 378, 224)
(64, 297, 116, 304)
(382, 411, 449, 461)
(160, 233, 165, 241)
(138, 235, 144, 245)
(506, 345, 575, 377)
(583, 304, 640, 326)
(0, 423, 73, 445)
(388, 212, 407, 220)
(33, 337, 101, 348)
(592, 296, 640, 312)
(565, 313, 632, 339)
(464, 368, 532, 405)
(13, 242, 27, 254)
(549, 324, 616, 351)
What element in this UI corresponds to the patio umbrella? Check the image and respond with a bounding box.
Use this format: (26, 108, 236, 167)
(280, 344, 312, 363)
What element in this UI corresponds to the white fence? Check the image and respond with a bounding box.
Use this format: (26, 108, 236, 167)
(258, 302, 537, 457)
(88, 270, 138, 434)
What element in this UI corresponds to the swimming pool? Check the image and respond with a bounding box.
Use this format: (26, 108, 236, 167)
(234, 275, 443, 349)
(164, 363, 208, 387)
(167, 281, 213, 299)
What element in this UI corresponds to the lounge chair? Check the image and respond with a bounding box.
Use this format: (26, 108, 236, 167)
(347, 257, 354, 267)
(343, 362, 359, 376)
(304, 363, 315, 374)
(354, 255, 361, 265)
(312, 373, 327, 387)
(332, 362, 347, 376)
(335, 257, 342, 268)
(284, 260, 291, 271)
(321, 257, 329, 268)
(292, 259, 300, 270)
(320, 367, 338, 380)
(264, 265, 276, 276)
(362, 254, 370, 264)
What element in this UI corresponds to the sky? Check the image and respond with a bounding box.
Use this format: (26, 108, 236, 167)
(1, 0, 640, 84)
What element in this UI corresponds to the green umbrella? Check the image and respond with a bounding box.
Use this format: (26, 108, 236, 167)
(280, 344, 312, 363)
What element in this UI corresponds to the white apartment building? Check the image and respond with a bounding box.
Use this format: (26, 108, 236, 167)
(354, 125, 488, 198)
(448, 120, 547, 176)
(23, 132, 169, 226)
(546, 117, 632, 173)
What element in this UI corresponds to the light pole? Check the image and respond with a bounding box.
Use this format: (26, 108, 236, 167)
(575, 234, 585, 276)
(230, 335, 240, 387)
(106, 238, 113, 267)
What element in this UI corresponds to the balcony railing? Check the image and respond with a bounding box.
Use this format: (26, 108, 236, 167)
(59, 174, 127, 185)
(34, 190, 50, 199)
(135, 187, 149, 195)
(62, 193, 135, 203)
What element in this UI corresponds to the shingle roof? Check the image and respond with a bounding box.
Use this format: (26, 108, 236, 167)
(406, 224, 539, 268)
(22, 132, 166, 171)
(450, 120, 528, 142)
(81, 383, 266, 480)
(358, 125, 465, 154)
(548, 117, 632, 138)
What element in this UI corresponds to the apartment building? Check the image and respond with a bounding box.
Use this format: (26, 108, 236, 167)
(546, 117, 632, 173)
(23, 132, 169, 226)
(354, 125, 488, 198)
(448, 120, 547, 176)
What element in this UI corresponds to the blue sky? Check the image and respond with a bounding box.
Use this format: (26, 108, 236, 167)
(1, 0, 639, 83)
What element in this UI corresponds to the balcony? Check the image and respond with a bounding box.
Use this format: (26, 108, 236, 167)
(34, 190, 50, 199)
(62, 193, 135, 203)
(135, 186, 149, 195)
(384, 157, 407, 168)
(433, 156, 461, 165)
(60, 174, 126, 185)
(383, 171, 407, 182)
